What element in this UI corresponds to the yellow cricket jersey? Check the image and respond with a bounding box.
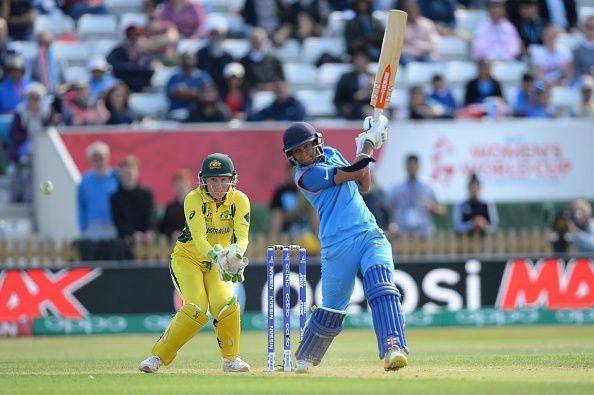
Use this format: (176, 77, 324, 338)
(173, 187, 250, 264)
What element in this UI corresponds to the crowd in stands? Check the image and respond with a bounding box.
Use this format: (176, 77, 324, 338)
(0, 0, 593, 256)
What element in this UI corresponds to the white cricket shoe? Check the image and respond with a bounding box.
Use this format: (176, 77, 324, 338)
(294, 359, 313, 374)
(222, 356, 251, 372)
(384, 346, 408, 372)
(138, 355, 163, 373)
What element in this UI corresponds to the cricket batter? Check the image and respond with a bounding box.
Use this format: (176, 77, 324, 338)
(282, 117, 408, 372)
(139, 153, 251, 373)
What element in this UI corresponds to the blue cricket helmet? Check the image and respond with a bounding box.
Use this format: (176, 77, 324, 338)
(282, 122, 324, 163)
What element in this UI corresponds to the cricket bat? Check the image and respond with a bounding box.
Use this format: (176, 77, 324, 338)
(370, 10, 408, 121)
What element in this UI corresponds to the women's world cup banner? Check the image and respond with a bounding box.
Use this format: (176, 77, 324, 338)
(1, 257, 593, 336)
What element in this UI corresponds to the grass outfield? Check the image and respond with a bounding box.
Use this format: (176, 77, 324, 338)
(0, 325, 593, 395)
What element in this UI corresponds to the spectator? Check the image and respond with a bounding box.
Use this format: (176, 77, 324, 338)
(142, 0, 179, 66)
(529, 24, 573, 86)
(77, 140, 119, 240)
(464, 58, 504, 105)
(88, 56, 116, 101)
(157, 0, 206, 39)
(272, 0, 325, 46)
(429, 74, 457, 115)
(408, 85, 452, 120)
(510, 0, 544, 52)
(62, 80, 109, 126)
(240, 27, 285, 92)
(538, 0, 577, 31)
(453, 173, 498, 236)
(104, 81, 141, 125)
(3, 0, 36, 41)
(61, 0, 107, 21)
(572, 15, 594, 80)
(344, 0, 384, 61)
(472, 0, 522, 61)
(0, 17, 11, 78)
(334, 47, 374, 120)
(222, 62, 251, 120)
(158, 168, 193, 239)
(513, 72, 536, 117)
(166, 50, 213, 120)
(388, 154, 445, 237)
(248, 79, 306, 121)
(418, 0, 456, 33)
(0, 55, 28, 114)
(567, 199, 594, 253)
(197, 15, 234, 95)
(186, 84, 231, 123)
(525, 83, 560, 117)
(268, 163, 318, 243)
(111, 155, 155, 246)
(28, 30, 65, 95)
(399, 0, 439, 65)
(8, 82, 50, 202)
(107, 25, 157, 93)
(577, 75, 593, 117)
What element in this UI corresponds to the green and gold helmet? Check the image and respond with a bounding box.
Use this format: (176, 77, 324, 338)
(199, 153, 238, 189)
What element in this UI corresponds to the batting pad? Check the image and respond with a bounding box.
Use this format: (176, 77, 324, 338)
(213, 297, 241, 359)
(295, 307, 346, 366)
(152, 303, 208, 365)
(363, 265, 408, 359)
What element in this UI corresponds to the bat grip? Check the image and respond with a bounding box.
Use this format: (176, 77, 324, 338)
(373, 108, 383, 122)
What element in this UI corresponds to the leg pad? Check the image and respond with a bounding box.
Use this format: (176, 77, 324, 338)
(213, 296, 241, 360)
(363, 265, 408, 358)
(294, 307, 346, 366)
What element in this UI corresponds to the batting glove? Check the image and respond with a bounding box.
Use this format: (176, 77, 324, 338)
(358, 115, 389, 151)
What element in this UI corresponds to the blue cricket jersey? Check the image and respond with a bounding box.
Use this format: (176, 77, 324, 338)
(295, 146, 378, 247)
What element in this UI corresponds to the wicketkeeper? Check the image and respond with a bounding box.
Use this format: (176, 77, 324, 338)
(139, 153, 251, 373)
(282, 116, 409, 372)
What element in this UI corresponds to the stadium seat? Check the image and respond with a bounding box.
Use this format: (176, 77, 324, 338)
(317, 63, 353, 88)
(119, 13, 149, 32)
(177, 39, 207, 55)
(491, 61, 528, 86)
(205, 0, 232, 13)
(327, 11, 347, 37)
(372, 10, 388, 27)
(502, 85, 518, 107)
(77, 14, 119, 40)
(556, 32, 585, 50)
(221, 38, 250, 59)
(404, 62, 444, 87)
(295, 89, 335, 118)
(579, 6, 594, 24)
(445, 60, 478, 86)
(302, 37, 346, 64)
(208, 12, 248, 38)
(455, 9, 487, 37)
(251, 91, 275, 112)
(128, 93, 168, 118)
(150, 67, 177, 91)
(550, 86, 580, 114)
(104, 0, 144, 16)
(89, 39, 119, 58)
(11, 41, 37, 61)
(283, 63, 318, 89)
(388, 88, 409, 111)
(53, 41, 91, 68)
(34, 13, 75, 37)
(437, 36, 469, 61)
(64, 66, 89, 84)
(271, 39, 301, 63)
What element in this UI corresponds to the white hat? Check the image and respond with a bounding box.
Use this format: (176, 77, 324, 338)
(87, 56, 111, 72)
(223, 62, 245, 78)
(206, 14, 228, 34)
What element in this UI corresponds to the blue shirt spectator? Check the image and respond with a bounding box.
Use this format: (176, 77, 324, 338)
(0, 55, 28, 113)
(166, 51, 213, 118)
(77, 141, 119, 240)
(429, 74, 457, 114)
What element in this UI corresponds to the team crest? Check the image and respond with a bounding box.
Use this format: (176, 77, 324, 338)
(220, 210, 231, 220)
(209, 159, 222, 170)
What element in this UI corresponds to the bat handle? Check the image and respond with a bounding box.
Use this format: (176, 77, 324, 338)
(373, 108, 383, 122)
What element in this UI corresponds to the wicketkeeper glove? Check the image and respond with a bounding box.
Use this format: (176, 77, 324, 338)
(208, 244, 232, 281)
(226, 244, 249, 283)
(356, 114, 389, 153)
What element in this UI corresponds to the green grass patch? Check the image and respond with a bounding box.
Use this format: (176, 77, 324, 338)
(1, 325, 593, 395)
